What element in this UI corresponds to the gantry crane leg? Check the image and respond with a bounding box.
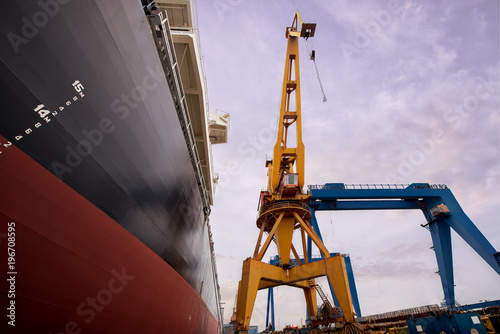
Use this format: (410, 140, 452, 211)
(428, 219, 455, 306)
(235, 260, 261, 333)
(421, 194, 500, 306)
(303, 280, 318, 322)
(324, 256, 356, 322)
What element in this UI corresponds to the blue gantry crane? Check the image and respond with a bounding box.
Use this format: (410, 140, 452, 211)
(264, 182, 499, 328)
(310, 183, 500, 306)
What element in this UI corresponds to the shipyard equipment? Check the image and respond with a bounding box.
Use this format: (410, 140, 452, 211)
(307, 183, 500, 308)
(234, 11, 361, 333)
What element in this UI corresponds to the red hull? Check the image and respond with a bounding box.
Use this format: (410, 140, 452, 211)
(0, 136, 217, 333)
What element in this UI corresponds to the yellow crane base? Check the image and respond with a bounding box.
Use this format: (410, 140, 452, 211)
(234, 256, 356, 332)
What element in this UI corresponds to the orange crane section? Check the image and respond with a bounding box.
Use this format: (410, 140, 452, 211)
(234, 11, 360, 334)
(268, 11, 315, 197)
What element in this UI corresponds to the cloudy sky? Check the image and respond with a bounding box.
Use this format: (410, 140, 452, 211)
(196, 0, 499, 329)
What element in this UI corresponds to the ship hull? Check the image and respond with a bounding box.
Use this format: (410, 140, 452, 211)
(0, 0, 220, 332)
(0, 140, 218, 333)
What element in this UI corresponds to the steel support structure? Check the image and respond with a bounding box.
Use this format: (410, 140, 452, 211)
(235, 201, 356, 332)
(308, 183, 500, 307)
(265, 288, 275, 332)
(266, 253, 362, 324)
(235, 256, 355, 332)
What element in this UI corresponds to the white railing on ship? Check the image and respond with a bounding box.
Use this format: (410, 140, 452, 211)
(148, 10, 211, 215)
(207, 221, 223, 328)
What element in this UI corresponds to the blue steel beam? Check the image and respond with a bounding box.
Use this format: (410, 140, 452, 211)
(428, 219, 455, 306)
(265, 288, 275, 331)
(309, 183, 449, 200)
(461, 299, 500, 310)
(313, 200, 421, 211)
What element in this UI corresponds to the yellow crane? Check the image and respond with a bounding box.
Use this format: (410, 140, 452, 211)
(234, 11, 362, 334)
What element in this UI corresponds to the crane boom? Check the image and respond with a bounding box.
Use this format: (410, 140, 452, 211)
(268, 11, 316, 199)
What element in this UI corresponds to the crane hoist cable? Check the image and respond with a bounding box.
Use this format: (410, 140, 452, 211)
(304, 37, 327, 102)
(329, 211, 334, 236)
